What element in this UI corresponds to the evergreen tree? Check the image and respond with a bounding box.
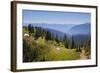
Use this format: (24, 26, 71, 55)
(55, 34, 59, 43)
(28, 24, 33, 33)
(71, 36, 75, 49)
(84, 38, 91, 53)
(45, 30, 52, 41)
(63, 34, 68, 48)
(34, 27, 41, 39)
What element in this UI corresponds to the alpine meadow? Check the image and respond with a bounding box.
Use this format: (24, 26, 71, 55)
(22, 10, 91, 62)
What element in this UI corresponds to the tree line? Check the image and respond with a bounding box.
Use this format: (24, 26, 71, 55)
(26, 24, 91, 52)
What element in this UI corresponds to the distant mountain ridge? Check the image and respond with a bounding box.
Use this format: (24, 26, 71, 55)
(23, 23, 91, 36)
(24, 23, 75, 33)
(23, 23, 91, 43)
(68, 23, 91, 35)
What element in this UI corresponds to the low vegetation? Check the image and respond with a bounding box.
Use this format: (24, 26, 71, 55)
(23, 24, 91, 62)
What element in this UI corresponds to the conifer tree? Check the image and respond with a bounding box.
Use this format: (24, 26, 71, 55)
(63, 34, 68, 48)
(70, 36, 75, 49)
(28, 24, 33, 33)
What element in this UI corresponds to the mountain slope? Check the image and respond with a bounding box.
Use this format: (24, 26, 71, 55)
(68, 23, 91, 35)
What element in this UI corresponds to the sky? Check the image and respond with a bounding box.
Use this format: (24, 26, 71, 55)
(22, 10, 91, 25)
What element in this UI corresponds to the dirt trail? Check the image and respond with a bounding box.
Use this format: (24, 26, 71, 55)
(80, 49, 88, 60)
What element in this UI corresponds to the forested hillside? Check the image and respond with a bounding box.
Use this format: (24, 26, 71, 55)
(23, 24, 91, 62)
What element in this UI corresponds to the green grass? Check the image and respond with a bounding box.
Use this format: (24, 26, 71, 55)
(45, 45, 80, 61)
(23, 36, 80, 62)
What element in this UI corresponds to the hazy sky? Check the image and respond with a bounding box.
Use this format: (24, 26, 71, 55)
(22, 10, 91, 25)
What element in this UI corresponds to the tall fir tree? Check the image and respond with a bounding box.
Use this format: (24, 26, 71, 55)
(71, 36, 75, 49)
(28, 24, 33, 33)
(63, 34, 68, 48)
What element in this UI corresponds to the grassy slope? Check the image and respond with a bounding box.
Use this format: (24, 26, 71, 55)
(45, 42, 80, 61)
(23, 36, 80, 62)
(23, 28, 80, 62)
